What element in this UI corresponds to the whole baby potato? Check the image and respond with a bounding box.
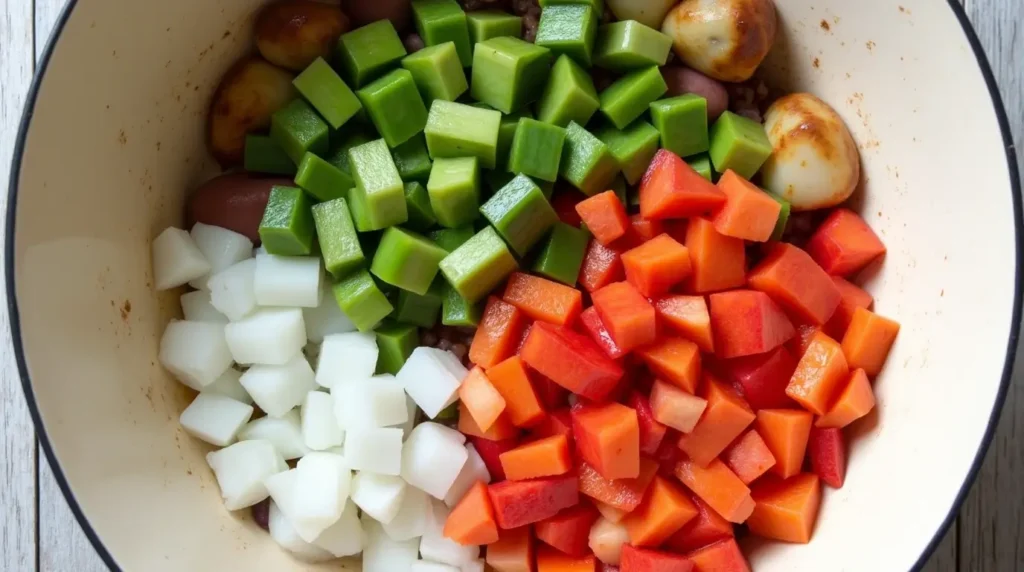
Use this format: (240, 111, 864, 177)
(341, 0, 413, 33)
(207, 57, 295, 166)
(605, 0, 678, 30)
(660, 66, 729, 120)
(255, 0, 350, 71)
(662, 0, 777, 83)
(186, 173, 293, 242)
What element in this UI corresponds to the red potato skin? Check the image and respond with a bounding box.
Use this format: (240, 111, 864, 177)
(186, 172, 292, 243)
(661, 66, 729, 121)
(488, 475, 580, 529)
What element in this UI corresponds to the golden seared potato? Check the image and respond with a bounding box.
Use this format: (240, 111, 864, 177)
(207, 57, 295, 166)
(255, 0, 350, 71)
(605, 0, 679, 29)
(760, 93, 861, 211)
(662, 0, 777, 82)
(342, 0, 412, 33)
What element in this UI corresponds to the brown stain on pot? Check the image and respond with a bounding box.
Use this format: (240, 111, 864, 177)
(820, 19, 830, 32)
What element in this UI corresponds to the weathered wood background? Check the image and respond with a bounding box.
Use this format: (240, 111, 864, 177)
(0, 0, 1019, 570)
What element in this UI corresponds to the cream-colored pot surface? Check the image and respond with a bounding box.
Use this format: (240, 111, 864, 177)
(7, 0, 1020, 570)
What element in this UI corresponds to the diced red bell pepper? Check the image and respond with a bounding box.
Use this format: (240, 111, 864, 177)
(665, 495, 735, 554)
(580, 306, 626, 359)
(823, 276, 874, 340)
(552, 187, 588, 228)
(684, 539, 751, 572)
(808, 427, 847, 488)
(536, 503, 600, 556)
(488, 475, 580, 529)
(748, 243, 842, 326)
(718, 345, 799, 411)
(531, 407, 575, 444)
(709, 290, 796, 359)
(630, 214, 666, 242)
(532, 371, 571, 410)
(520, 322, 625, 402)
(571, 402, 640, 480)
(577, 459, 658, 512)
(806, 208, 887, 277)
(639, 150, 726, 220)
(626, 391, 668, 456)
(580, 239, 626, 293)
(470, 435, 521, 482)
(620, 544, 695, 572)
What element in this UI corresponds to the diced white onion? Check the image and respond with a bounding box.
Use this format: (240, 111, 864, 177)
(302, 391, 344, 451)
(351, 472, 408, 525)
(152, 227, 211, 290)
(401, 423, 468, 500)
(316, 332, 378, 388)
(189, 223, 253, 289)
(180, 290, 228, 323)
(225, 308, 306, 365)
(207, 258, 258, 321)
(159, 320, 233, 390)
(254, 253, 323, 308)
(205, 440, 285, 510)
(238, 409, 309, 460)
(396, 347, 467, 419)
(240, 354, 317, 417)
(344, 427, 404, 475)
(180, 393, 253, 447)
(381, 484, 430, 541)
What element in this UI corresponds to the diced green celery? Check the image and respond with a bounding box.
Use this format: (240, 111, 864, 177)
(598, 66, 668, 129)
(375, 321, 420, 374)
(370, 227, 449, 295)
(311, 197, 364, 277)
(427, 157, 481, 228)
(332, 269, 394, 332)
(439, 226, 518, 303)
(259, 186, 316, 256)
(244, 135, 297, 176)
(532, 222, 588, 285)
(480, 174, 559, 256)
(424, 100, 502, 168)
(293, 57, 362, 129)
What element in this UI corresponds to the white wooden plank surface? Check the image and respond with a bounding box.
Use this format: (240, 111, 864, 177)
(4, 0, 1021, 570)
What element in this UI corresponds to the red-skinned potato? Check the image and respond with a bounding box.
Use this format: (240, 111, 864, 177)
(662, 0, 777, 83)
(661, 66, 729, 121)
(207, 57, 295, 166)
(255, 0, 350, 71)
(341, 0, 413, 33)
(186, 173, 293, 243)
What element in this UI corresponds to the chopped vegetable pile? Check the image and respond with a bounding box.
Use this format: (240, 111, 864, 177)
(153, 0, 899, 569)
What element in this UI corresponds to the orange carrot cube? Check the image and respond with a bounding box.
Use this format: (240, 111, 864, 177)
(621, 234, 693, 297)
(816, 368, 875, 428)
(504, 272, 584, 327)
(623, 476, 699, 547)
(841, 307, 900, 376)
(754, 409, 812, 479)
(746, 473, 822, 543)
(711, 170, 782, 242)
(635, 337, 702, 393)
(785, 331, 849, 415)
(678, 376, 755, 467)
(576, 191, 630, 246)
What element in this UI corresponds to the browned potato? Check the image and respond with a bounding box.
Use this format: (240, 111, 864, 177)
(661, 66, 729, 120)
(341, 0, 413, 33)
(207, 57, 295, 166)
(255, 1, 350, 71)
(662, 0, 777, 83)
(186, 173, 293, 242)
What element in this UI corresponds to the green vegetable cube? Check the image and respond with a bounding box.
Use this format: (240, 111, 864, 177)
(311, 197, 364, 278)
(539, 0, 603, 17)
(393, 284, 443, 328)
(471, 37, 552, 114)
(533, 222, 588, 285)
(392, 134, 434, 182)
(412, 0, 473, 67)
(508, 118, 566, 182)
(687, 153, 714, 181)
(270, 99, 330, 164)
(375, 321, 420, 374)
(439, 226, 519, 303)
(441, 283, 482, 326)
(424, 100, 502, 168)
(536, 55, 600, 128)
(650, 94, 709, 158)
(293, 57, 362, 130)
(404, 181, 437, 231)
(348, 139, 408, 231)
(429, 225, 475, 252)
(259, 186, 316, 256)
(467, 11, 523, 43)
(244, 135, 296, 176)
(767, 191, 791, 242)
(371, 227, 449, 295)
(481, 174, 559, 256)
(332, 269, 394, 332)
(427, 157, 481, 228)
(401, 42, 469, 104)
(599, 66, 668, 129)
(708, 111, 773, 179)
(496, 108, 533, 170)
(560, 121, 619, 196)
(593, 20, 672, 72)
(325, 129, 374, 173)
(357, 69, 428, 148)
(535, 5, 598, 68)
(295, 152, 353, 201)
(594, 120, 660, 185)
(335, 20, 408, 88)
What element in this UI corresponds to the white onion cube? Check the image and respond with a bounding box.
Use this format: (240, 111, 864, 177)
(225, 308, 307, 365)
(189, 223, 253, 289)
(238, 409, 309, 460)
(313, 500, 364, 558)
(397, 347, 468, 419)
(180, 393, 253, 447)
(208, 258, 258, 321)
(266, 469, 327, 542)
(180, 290, 228, 323)
(201, 368, 251, 405)
(159, 320, 233, 390)
(444, 444, 491, 507)
(420, 499, 480, 566)
(413, 561, 460, 572)
(303, 284, 357, 343)
(363, 517, 419, 572)
(240, 354, 316, 417)
(402, 423, 469, 500)
(206, 440, 285, 510)
(153, 227, 211, 290)
(461, 560, 485, 572)
(316, 332, 378, 388)
(345, 427, 403, 475)
(382, 485, 430, 541)
(268, 500, 335, 562)
(302, 391, 344, 451)
(351, 472, 407, 525)
(291, 452, 352, 541)
(254, 254, 323, 308)
(333, 376, 409, 429)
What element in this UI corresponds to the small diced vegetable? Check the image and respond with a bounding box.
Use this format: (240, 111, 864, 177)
(207, 258, 258, 321)
(259, 186, 316, 256)
(678, 376, 755, 467)
(720, 346, 798, 411)
(301, 391, 344, 451)
(459, 367, 507, 432)
(508, 118, 567, 182)
(824, 276, 874, 340)
(270, 99, 330, 164)
(571, 401, 640, 480)
(768, 191, 791, 241)
(593, 20, 672, 71)
(486, 356, 546, 428)
(623, 475, 698, 547)
(673, 458, 754, 524)
(539, 0, 603, 14)
(708, 110, 773, 179)
(238, 409, 309, 460)
(538, 550, 595, 572)
(180, 393, 254, 447)
(413, 0, 473, 67)
(579, 239, 624, 292)
(520, 322, 624, 401)
(535, 5, 598, 67)
(684, 539, 750, 572)
(649, 379, 706, 433)
(807, 208, 887, 276)
(639, 337, 702, 393)
(439, 227, 519, 304)
(421, 499, 482, 565)
(722, 429, 777, 485)
(311, 198, 364, 278)
(428, 157, 482, 228)
(203, 368, 251, 405)
(375, 322, 420, 374)
(244, 134, 296, 176)
(240, 354, 317, 416)
(253, 253, 322, 308)
(487, 475, 579, 529)
(304, 282, 358, 343)
(445, 444, 492, 507)
(841, 307, 900, 377)
(639, 150, 725, 220)
(709, 290, 795, 359)
(291, 453, 353, 541)
(189, 222, 253, 289)
(536, 503, 599, 557)
(785, 331, 849, 415)
(490, 108, 532, 171)
(159, 320, 233, 390)
(295, 152, 352, 201)
(650, 94, 709, 158)
(808, 427, 847, 488)
(654, 295, 714, 353)
(444, 481, 500, 545)
(152, 227, 211, 290)
(363, 516, 420, 570)
(626, 391, 668, 456)
(591, 281, 657, 353)
(467, 10, 523, 43)
(206, 440, 284, 510)
(352, 472, 408, 525)
(471, 36, 552, 114)
(687, 153, 714, 181)
(335, 376, 410, 429)
(533, 222, 589, 286)
(325, 129, 374, 174)
(224, 308, 306, 365)
(746, 473, 821, 543)
(581, 304, 625, 360)
(685, 218, 746, 293)
(312, 500, 364, 558)
(430, 224, 476, 253)
(348, 139, 409, 231)
(755, 408, 814, 479)
(397, 347, 468, 418)
(383, 485, 432, 540)
(599, 66, 667, 129)
(537, 55, 600, 128)
(621, 233, 691, 297)
(371, 227, 449, 295)
(588, 516, 630, 566)
(293, 57, 361, 130)
(485, 525, 533, 571)
(578, 458, 657, 512)
(345, 427, 405, 475)
(458, 402, 518, 441)
(402, 422, 471, 499)
(503, 272, 583, 327)
(393, 142, 434, 189)
(665, 496, 734, 553)
(316, 331, 378, 388)
(332, 269, 395, 332)
(711, 170, 783, 242)
(358, 69, 429, 148)
(482, 175, 559, 256)
(425, 100, 502, 168)
(816, 368, 875, 428)
(575, 191, 630, 246)
(268, 499, 335, 562)
(560, 122, 619, 196)
(335, 20, 408, 88)
(441, 283, 484, 326)
(594, 119, 661, 185)
(620, 544, 696, 572)
(500, 434, 572, 481)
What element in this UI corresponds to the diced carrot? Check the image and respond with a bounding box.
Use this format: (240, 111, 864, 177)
(552, 187, 588, 228)
(471, 435, 520, 481)
(532, 407, 575, 443)
(654, 295, 715, 353)
(636, 337, 702, 393)
(719, 346, 798, 411)
(710, 170, 782, 242)
(674, 458, 754, 524)
(678, 376, 755, 467)
(630, 214, 666, 242)
(840, 307, 900, 376)
(721, 429, 776, 485)
(665, 495, 735, 554)
(709, 290, 795, 359)
(520, 322, 625, 402)
(516, 322, 534, 354)
(536, 503, 600, 556)
(488, 356, 547, 428)
(620, 544, 695, 572)
(785, 331, 849, 415)
(595, 500, 628, 523)
(459, 366, 508, 432)
(572, 402, 640, 480)
(471, 296, 528, 369)
(501, 434, 573, 481)
(578, 458, 658, 512)
(754, 409, 813, 479)
(537, 546, 597, 572)
(787, 323, 820, 359)
(748, 243, 842, 325)
(445, 480, 500, 545)
(823, 276, 874, 340)
(639, 150, 726, 220)
(684, 218, 746, 294)
(685, 538, 751, 572)
(577, 191, 631, 246)
(504, 272, 585, 328)
(808, 427, 847, 488)
(816, 368, 875, 428)
(623, 475, 699, 547)
(487, 526, 535, 572)
(579, 239, 625, 293)
(806, 208, 887, 277)
(627, 391, 669, 456)
(460, 401, 519, 440)
(580, 306, 626, 359)
(489, 475, 580, 529)
(533, 373, 571, 410)
(746, 473, 822, 543)
(650, 379, 708, 433)
(621, 234, 693, 297)
(592, 282, 658, 353)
